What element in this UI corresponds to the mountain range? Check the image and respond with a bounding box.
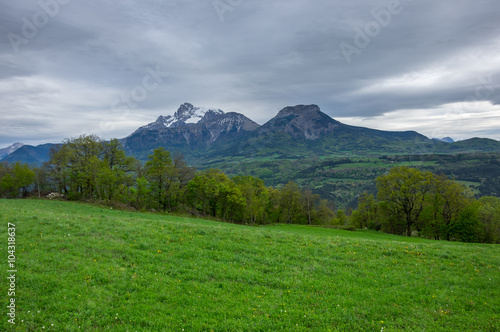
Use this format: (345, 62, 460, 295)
(2, 103, 500, 165)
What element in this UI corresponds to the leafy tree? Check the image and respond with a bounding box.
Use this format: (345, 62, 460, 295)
(234, 175, 270, 225)
(99, 139, 137, 202)
(432, 175, 472, 240)
(0, 173, 15, 198)
(477, 196, 500, 243)
(352, 192, 377, 229)
(70, 135, 105, 199)
(130, 176, 151, 210)
(377, 167, 434, 236)
(46, 135, 137, 202)
(316, 199, 336, 225)
(173, 152, 196, 188)
(145, 147, 174, 211)
(301, 188, 320, 225)
(217, 179, 246, 222)
(0, 162, 35, 198)
(448, 202, 482, 243)
(46, 144, 72, 196)
(186, 169, 247, 221)
(335, 210, 347, 225)
(46, 134, 104, 199)
(278, 181, 302, 224)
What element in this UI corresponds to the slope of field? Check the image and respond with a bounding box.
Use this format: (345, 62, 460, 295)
(0, 200, 499, 331)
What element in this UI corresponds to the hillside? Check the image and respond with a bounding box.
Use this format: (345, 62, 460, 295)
(0, 143, 56, 165)
(1, 199, 498, 331)
(201, 152, 500, 209)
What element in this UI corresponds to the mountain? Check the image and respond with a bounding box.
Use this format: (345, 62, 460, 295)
(1, 143, 56, 165)
(0, 143, 24, 160)
(223, 104, 435, 158)
(433, 137, 454, 143)
(444, 137, 500, 152)
(133, 103, 224, 132)
(121, 103, 259, 159)
(256, 105, 343, 140)
(255, 105, 427, 142)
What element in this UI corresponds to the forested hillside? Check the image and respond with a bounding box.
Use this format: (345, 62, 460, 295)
(1, 134, 499, 244)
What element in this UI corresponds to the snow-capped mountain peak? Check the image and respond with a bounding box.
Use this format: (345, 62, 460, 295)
(139, 103, 224, 131)
(174, 103, 223, 125)
(0, 142, 24, 160)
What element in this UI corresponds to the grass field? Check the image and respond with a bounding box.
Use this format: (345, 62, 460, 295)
(0, 199, 499, 331)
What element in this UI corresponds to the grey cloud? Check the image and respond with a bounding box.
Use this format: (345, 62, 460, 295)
(1, 0, 500, 146)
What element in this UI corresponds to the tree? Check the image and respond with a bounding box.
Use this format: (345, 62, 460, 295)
(335, 210, 347, 225)
(46, 144, 72, 196)
(376, 167, 434, 236)
(46, 135, 138, 202)
(217, 179, 246, 222)
(0, 173, 15, 198)
(46, 134, 104, 200)
(477, 197, 500, 244)
(130, 176, 151, 210)
(352, 192, 377, 229)
(278, 181, 302, 224)
(99, 139, 137, 202)
(0, 162, 35, 198)
(234, 175, 270, 225)
(448, 202, 482, 243)
(70, 134, 105, 199)
(187, 169, 239, 218)
(432, 174, 472, 240)
(301, 188, 320, 225)
(316, 199, 336, 225)
(145, 147, 174, 211)
(173, 152, 196, 188)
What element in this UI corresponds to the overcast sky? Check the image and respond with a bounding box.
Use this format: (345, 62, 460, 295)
(1, 0, 500, 147)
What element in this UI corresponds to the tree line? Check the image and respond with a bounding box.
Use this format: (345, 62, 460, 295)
(0, 135, 339, 226)
(352, 166, 500, 244)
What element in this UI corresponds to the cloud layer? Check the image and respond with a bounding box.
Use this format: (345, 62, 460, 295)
(1, 0, 500, 147)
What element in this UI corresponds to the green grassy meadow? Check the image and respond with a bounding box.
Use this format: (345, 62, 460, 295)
(0, 199, 499, 331)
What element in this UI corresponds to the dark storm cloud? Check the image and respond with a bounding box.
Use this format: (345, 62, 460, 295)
(1, 0, 499, 147)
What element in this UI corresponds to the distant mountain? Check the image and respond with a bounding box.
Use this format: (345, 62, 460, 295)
(133, 103, 224, 132)
(444, 137, 500, 152)
(224, 104, 434, 158)
(256, 105, 343, 140)
(0, 142, 24, 160)
(122, 103, 259, 159)
(1, 144, 56, 165)
(433, 137, 454, 143)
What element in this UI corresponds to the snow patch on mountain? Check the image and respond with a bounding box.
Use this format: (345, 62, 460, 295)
(137, 103, 224, 132)
(0, 142, 24, 160)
